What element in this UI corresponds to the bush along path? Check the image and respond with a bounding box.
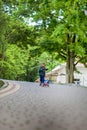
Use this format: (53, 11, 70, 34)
(0, 80, 5, 89)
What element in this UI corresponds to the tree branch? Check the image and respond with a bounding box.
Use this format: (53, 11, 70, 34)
(74, 56, 87, 66)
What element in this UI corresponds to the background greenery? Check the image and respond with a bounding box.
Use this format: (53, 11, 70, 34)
(0, 0, 87, 82)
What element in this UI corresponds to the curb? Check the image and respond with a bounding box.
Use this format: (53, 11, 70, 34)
(0, 82, 20, 98)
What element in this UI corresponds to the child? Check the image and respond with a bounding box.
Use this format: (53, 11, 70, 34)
(39, 63, 48, 86)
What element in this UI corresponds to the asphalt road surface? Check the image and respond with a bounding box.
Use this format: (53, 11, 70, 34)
(0, 81, 87, 130)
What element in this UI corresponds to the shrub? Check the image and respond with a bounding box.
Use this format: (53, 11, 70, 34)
(0, 80, 4, 88)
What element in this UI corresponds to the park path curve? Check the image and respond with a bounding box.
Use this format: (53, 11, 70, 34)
(0, 80, 87, 130)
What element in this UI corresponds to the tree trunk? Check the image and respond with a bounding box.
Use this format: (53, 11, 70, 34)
(66, 47, 70, 83)
(66, 49, 74, 83)
(66, 34, 75, 83)
(70, 52, 74, 83)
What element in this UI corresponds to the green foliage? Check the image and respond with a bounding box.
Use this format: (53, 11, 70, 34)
(0, 44, 29, 80)
(75, 43, 85, 57)
(6, 19, 36, 47)
(0, 0, 86, 82)
(51, 0, 86, 60)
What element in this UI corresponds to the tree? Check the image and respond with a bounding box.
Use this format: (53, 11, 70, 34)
(0, 0, 9, 75)
(1, 0, 87, 82)
(51, 0, 87, 83)
(1, 0, 41, 81)
(30, 0, 87, 83)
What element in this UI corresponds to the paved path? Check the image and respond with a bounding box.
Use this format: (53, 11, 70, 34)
(0, 81, 87, 130)
(0, 82, 20, 98)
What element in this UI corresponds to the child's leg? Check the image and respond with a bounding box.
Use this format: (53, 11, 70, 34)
(40, 75, 42, 85)
(42, 76, 45, 86)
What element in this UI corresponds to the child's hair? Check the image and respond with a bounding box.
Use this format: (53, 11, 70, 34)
(41, 62, 45, 66)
